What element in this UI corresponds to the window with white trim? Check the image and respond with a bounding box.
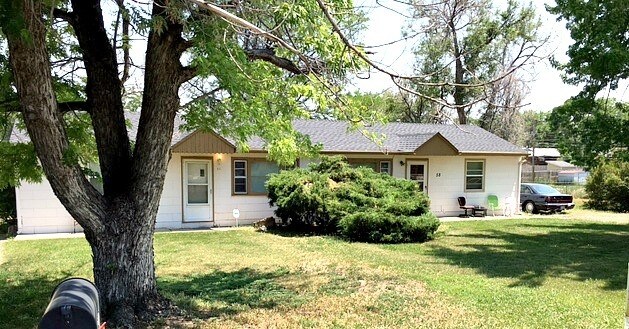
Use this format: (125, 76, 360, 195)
(233, 159, 280, 195)
(465, 160, 484, 191)
(233, 160, 247, 194)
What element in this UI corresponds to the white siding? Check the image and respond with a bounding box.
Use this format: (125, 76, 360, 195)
(398, 155, 521, 216)
(155, 154, 184, 229)
(211, 153, 275, 226)
(16, 180, 81, 234)
(17, 153, 523, 234)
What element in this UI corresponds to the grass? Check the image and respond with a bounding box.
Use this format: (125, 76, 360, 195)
(1, 215, 628, 328)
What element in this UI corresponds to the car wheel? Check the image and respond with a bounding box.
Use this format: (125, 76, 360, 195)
(523, 201, 536, 214)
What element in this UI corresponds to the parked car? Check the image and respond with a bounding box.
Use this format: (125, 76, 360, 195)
(520, 183, 575, 214)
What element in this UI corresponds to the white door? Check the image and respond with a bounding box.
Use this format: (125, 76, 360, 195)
(407, 161, 428, 192)
(183, 160, 212, 222)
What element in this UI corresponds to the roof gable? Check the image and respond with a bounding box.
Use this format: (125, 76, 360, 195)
(412, 133, 459, 156)
(172, 130, 236, 154)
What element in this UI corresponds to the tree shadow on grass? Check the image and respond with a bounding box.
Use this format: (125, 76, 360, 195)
(0, 272, 78, 329)
(429, 221, 629, 289)
(158, 267, 308, 319)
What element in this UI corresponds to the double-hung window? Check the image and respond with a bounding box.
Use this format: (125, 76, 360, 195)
(233, 160, 248, 194)
(465, 160, 485, 191)
(233, 159, 280, 195)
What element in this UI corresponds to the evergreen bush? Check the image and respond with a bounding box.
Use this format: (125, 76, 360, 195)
(266, 156, 439, 242)
(585, 161, 629, 212)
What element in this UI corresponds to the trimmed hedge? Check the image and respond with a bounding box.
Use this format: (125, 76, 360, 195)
(266, 156, 440, 243)
(585, 161, 629, 212)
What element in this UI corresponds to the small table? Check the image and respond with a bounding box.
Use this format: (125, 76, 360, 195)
(472, 207, 487, 217)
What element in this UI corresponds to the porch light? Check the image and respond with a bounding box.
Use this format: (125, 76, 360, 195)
(399, 160, 405, 166)
(216, 154, 223, 164)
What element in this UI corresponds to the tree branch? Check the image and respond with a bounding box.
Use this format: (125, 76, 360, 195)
(52, 8, 76, 26)
(244, 48, 303, 74)
(1, 99, 89, 113)
(186, 0, 318, 74)
(179, 65, 198, 84)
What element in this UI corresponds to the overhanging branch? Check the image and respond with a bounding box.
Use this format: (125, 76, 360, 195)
(244, 48, 304, 74)
(1, 99, 89, 114)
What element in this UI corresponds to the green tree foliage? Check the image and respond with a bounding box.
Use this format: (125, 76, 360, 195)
(405, 0, 543, 124)
(585, 160, 629, 213)
(266, 156, 440, 243)
(520, 110, 554, 148)
(547, 0, 629, 96)
(0, 0, 371, 324)
(0, 186, 15, 220)
(548, 98, 629, 168)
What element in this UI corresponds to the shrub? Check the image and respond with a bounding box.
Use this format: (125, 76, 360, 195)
(266, 156, 439, 242)
(585, 161, 629, 212)
(339, 211, 440, 243)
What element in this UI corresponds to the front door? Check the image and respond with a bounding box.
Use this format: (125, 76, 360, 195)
(183, 160, 212, 222)
(407, 161, 428, 192)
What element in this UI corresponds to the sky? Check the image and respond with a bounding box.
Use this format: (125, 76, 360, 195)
(351, 0, 628, 112)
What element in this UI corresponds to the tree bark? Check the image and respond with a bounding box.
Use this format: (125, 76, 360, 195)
(5, 1, 189, 327)
(89, 208, 159, 326)
(448, 5, 467, 124)
(6, 1, 106, 236)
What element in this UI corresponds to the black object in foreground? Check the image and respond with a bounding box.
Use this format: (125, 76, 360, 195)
(39, 278, 102, 329)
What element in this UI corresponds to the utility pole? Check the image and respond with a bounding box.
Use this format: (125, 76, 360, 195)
(530, 120, 537, 183)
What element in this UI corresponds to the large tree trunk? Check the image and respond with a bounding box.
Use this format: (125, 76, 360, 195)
(5, 1, 192, 327)
(87, 207, 159, 325)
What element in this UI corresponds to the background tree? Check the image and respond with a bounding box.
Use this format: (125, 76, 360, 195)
(547, 0, 629, 97)
(347, 91, 449, 123)
(520, 110, 555, 148)
(478, 74, 526, 144)
(403, 0, 544, 124)
(0, 0, 366, 326)
(548, 98, 629, 169)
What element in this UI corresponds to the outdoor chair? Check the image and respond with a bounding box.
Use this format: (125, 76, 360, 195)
(457, 197, 476, 218)
(487, 194, 500, 216)
(504, 196, 515, 216)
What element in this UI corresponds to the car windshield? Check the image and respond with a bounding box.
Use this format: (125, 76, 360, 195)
(531, 184, 560, 194)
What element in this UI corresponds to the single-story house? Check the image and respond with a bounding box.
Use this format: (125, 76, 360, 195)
(524, 147, 561, 165)
(13, 114, 527, 234)
(546, 160, 577, 172)
(557, 170, 589, 184)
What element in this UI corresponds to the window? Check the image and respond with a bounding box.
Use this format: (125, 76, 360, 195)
(465, 160, 484, 191)
(233, 159, 279, 195)
(379, 161, 391, 175)
(187, 162, 209, 203)
(234, 160, 247, 194)
(347, 159, 392, 175)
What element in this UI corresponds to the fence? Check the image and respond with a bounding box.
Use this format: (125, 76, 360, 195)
(521, 170, 558, 184)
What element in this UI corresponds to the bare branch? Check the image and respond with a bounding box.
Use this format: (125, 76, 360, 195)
(244, 48, 304, 74)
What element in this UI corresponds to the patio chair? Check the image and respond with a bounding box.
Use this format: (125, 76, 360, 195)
(457, 197, 476, 218)
(487, 194, 499, 216)
(504, 196, 515, 216)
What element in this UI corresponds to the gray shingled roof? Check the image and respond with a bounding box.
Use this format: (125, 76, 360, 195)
(244, 119, 525, 154)
(9, 112, 525, 155)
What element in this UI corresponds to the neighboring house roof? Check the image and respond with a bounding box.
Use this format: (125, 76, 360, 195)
(9, 112, 526, 155)
(546, 160, 577, 169)
(527, 147, 561, 158)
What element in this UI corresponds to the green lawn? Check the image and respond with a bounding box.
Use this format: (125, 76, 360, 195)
(1, 217, 628, 328)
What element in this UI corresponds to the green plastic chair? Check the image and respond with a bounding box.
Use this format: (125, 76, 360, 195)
(487, 195, 499, 216)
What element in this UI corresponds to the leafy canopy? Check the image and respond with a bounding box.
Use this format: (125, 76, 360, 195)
(0, 0, 373, 186)
(547, 0, 629, 96)
(548, 98, 629, 169)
